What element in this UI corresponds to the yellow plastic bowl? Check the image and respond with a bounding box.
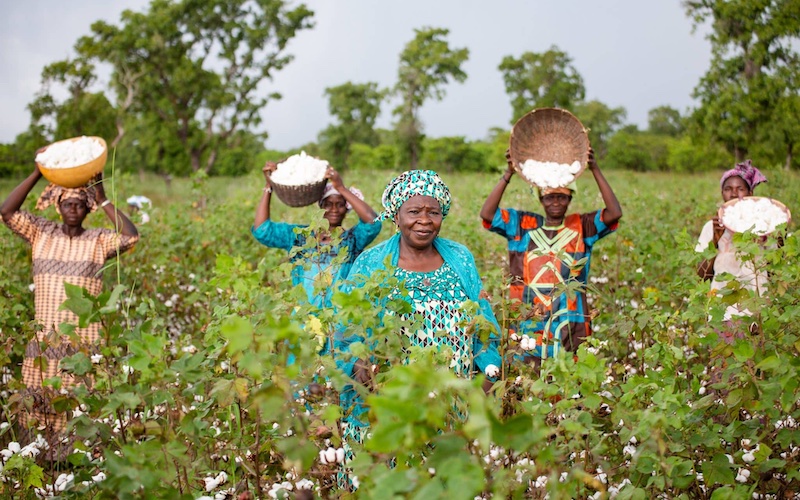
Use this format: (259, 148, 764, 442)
(36, 136, 108, 188)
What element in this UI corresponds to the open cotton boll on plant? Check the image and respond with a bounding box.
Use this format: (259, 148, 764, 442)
(271, 151, 328, 186)
(519, 159, 582, 189)
(35, 136, 105, 169)
(721, 198, 790, 235)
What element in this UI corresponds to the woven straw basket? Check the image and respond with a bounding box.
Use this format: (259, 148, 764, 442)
(37, 136, 108, 188)
(271, 178, 328, 207)
(509, 108, 589, 183)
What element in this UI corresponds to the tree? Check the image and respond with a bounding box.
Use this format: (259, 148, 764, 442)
(69, 0, 314, 174)
(28, 58, 118, 144)
(572, 100, 627, 158)
(419, 136, 487, 173)
(318, 81, 386, 168)
(498, 46, 586, 123)
(393, 27, 469, 169)
(684, 0, 800, 162)
(647, 105, 685, 136)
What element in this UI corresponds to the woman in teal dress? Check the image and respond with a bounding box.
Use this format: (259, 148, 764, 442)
(251, 162, 381, 308)
(339, 169, 501, 442)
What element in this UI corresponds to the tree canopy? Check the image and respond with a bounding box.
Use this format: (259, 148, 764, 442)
(393, 27, 469, 169)
(499, 46, 586, 124)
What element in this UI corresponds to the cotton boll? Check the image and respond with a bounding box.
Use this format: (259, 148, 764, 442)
(36, 137, 105, 169)
(519, 159, 579, 189)
(270, 151, 328, 186)
(721, 198, 789, 235)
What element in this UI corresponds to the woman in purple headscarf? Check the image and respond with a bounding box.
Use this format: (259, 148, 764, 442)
(696, 160, 767, 282)
(695, 160, 768, 333)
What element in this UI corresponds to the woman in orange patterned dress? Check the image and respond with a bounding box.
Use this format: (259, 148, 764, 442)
(1, 165, 139, 460)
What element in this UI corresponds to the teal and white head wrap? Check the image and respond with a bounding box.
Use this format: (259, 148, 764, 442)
(377, 169, 451, 221)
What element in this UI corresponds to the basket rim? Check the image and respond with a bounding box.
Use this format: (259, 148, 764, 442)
(718, 196, 792, 234)
(509, 107, 589, 188)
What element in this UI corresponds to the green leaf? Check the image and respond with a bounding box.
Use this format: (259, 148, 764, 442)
(100, 284, 126, 313)
(220, 315, 253, 354)
(732, 340, 755, 361)
(701, 454, 735, 486)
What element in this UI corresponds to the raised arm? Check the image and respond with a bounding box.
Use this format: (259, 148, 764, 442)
(254, 161, 276, 227)
(480, 149, 515, 222)
(93, 173, 138, 237)
(325, 166, 378, 223)
(1, 166, 43, 222)
(587, 147, 622, 226)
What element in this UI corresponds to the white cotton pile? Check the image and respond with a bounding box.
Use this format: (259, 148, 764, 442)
(35, 136, 105, 169)
(271, 151, 328, 186)
(519, 159, 581, 189)
(721, 198, 789, 235)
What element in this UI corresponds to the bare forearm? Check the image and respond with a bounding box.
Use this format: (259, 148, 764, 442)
(254, 188, 271, 227)
(1, 169, 42, 220)
(480, 173, 512, 222)
(590, 166, 622, 225)
(340, 187, 377, 222)
(99, 201, 139, 237)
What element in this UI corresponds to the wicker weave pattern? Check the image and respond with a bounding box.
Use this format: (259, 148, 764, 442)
(509, 108, 589, 181)
(271, 179, 328, 207)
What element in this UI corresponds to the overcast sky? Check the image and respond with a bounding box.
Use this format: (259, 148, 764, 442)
(0, 1, 711, 151)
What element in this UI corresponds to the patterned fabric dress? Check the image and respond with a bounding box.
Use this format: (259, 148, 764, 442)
(3, 211, 139, 459)
(251, 220, 381, 308)
(484, 208, 617, 360)
(339, 234, 501, 440)
(389, 263, 475, 376)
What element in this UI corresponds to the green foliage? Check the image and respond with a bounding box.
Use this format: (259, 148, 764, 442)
(2, 168, 800, 497)
(319, 81, 387, 169)
(38, 0, 314, 175)
(648, 105, 685, 136)
(684, 0, 800, 163)
(419, 136, 489, 173)
(393, 27, 469, 168)
(499, 46, 586, 123)
(605, 129, 675, 171)
(666, 134, 732, 173)
(573, 100, 627, 158)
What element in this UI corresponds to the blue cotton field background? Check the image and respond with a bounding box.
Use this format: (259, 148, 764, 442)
(1, 167, 800, 499)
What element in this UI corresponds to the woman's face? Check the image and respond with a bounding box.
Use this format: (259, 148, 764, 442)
(395, 195, 442, 250)
(539, 192, 572, 222)
(721, 176, 752, 202)
(59, 197, 88, 228)
(321, 194, 347, 227)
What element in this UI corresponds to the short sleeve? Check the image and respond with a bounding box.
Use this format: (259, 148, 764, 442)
(100, 230, 140, 260)
(251, 220, 302, 251)
(482, 207, 520, 240)
(351, 220, 382, 254)
(696, 220, 714, 252)
(2, 211, 48, 245)
(581, 210, 617, 247)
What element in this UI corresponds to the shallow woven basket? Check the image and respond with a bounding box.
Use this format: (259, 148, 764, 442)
(509, 108, 589, 185)
(271, 178, 328, 207)
(718, 196, 792, 235)
(36, 136, 108, 188)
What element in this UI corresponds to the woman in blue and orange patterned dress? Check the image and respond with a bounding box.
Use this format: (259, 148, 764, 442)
(480, 148, 621, 368)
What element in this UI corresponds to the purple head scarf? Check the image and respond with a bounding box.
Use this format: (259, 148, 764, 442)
(720, 159, 767, 191)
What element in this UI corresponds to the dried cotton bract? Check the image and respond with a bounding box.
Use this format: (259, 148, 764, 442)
(36, 136, 105, 169)
(271, 151, 328, 186)
(721, 198, 789, 235)
(518, 159, 581, 189)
